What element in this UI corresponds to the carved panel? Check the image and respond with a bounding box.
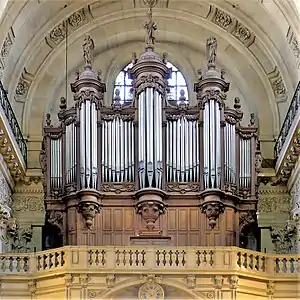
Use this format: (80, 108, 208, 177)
(0, 27, 14, 68)
(14, 68, 34, 102)
(209, 7, 255, 47)
(267, 67, 288, 102)
(287, 26, 300, 68)
(46, 7, 93, 48)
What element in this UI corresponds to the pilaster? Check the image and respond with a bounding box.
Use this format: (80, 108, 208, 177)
(258, 182, 290, 253)
(12, 174, 45, 251)
(288, 157, 300, 253)
(0, 157, 12, 253)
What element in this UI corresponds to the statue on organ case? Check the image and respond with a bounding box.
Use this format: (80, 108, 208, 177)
(143, 9, 157, 46)
(206, 36, 217, 67)
(82, 34, 95, 67)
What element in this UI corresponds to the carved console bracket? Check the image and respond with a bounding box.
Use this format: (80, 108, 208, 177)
(199, 190, 225, 229)
(135, 189, 167, 232)
(77, 190, 103, 229)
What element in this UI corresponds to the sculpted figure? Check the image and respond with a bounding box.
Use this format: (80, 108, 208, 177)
(206, 37, 217, 66)
(82, 35, 95, 66)
(143, 10, 157, 45)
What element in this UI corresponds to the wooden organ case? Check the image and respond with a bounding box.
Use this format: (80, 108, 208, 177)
(40, 19, 261, 250)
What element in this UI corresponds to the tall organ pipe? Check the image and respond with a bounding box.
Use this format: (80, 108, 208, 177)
(50, 138, 62, 188)
(166, 117, 199, 183)
(224, 122, 236, 184)
(138, 88, 163, 189)
(79, 100, 98, 189)
(203, 100, 221, 188)
(101, 116, 134, 183)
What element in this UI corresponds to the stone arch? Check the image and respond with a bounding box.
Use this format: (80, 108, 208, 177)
(98, 277, 205, 300)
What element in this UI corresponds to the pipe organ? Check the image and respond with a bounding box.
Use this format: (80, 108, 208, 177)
(41, 14, 261, 250)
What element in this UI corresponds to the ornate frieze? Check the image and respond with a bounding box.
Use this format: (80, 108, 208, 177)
(0, 27, 14, 68)
(208, 7, 255, 47)
(267, 67, 288, 102)
(258, 184, 290, 214)
(46, 7, 93, 48)
(12, 195, 44, 212)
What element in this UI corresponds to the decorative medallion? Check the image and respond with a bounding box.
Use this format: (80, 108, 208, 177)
(138, 282, 164, 300)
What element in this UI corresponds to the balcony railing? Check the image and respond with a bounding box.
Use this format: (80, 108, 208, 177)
(0, 81, 27, 163)
(0, 246, 299, 277)
(275, 81, 300, 159)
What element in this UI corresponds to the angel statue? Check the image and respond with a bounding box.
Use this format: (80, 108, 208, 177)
(206, 37, 217, 67)
(143, 10, 157, 46)
(82, 35, 95, 67)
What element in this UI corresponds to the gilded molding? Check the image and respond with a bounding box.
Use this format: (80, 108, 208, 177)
(45, 7, 93, 48)
(0, 128, 26, 181)
(276, 128, 300, 182)
(208, 7, 255, 47)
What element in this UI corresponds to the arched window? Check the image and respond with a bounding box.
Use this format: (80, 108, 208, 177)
(113, 61, 189, 104)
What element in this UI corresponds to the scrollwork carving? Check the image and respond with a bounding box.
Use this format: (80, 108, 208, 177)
(100, 182, 135, 194)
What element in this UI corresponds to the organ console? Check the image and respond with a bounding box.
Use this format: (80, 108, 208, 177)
(40, 7, 261, 249)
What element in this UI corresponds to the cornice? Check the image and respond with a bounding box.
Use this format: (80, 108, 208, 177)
(0, 119, 26, 182)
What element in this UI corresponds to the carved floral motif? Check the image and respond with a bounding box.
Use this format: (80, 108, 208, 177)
(12, 195, 44, 212)
(213, 9, 232, 30)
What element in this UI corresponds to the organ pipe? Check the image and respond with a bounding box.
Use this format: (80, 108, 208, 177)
(166, 116, 199, 183)
(203, 100, 221, 189)
(50, 137, 62, 188)
(101, 116, 135, 183)
(79, 100, 98, 189)
(138, 88, 163, 189)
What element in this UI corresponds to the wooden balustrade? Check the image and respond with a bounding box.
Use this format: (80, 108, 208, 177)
(0, 246, 299, 277)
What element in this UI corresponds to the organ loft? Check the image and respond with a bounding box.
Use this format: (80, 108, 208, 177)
(41, 6, 261, 250)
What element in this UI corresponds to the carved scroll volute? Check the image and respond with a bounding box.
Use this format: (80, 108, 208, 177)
(136, 200, 166, 230)
(200, 201, 225, 229)
(135, 190, 167, 231)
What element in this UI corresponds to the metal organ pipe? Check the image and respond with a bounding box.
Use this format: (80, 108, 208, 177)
(66, 122, 76, 184)
(79, 100, 98, 189)
(166, 116, 199, 183)
(224, 122, 236, 184)
(50, 137, 62, 188)
(137, 88, 163, 189)
(239, 138, 251, 189)
(203, 100, 221, 189)
(101, 116, 134, 183)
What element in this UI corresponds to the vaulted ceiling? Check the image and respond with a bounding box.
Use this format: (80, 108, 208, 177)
(0, 0, 299, 167)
